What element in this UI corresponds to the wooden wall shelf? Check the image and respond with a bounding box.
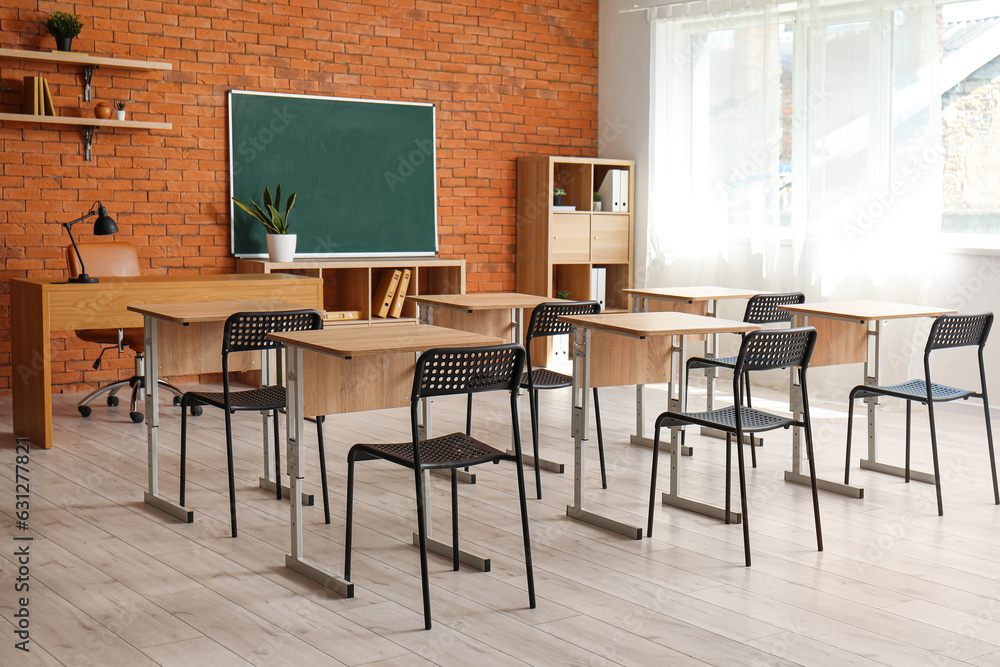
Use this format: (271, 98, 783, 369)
(0, 47, 172, 101)
(0, 48, 173, 160)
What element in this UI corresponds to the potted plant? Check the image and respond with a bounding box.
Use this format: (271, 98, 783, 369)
(114, 100, 127, 121)
(553, 187, 566, 207)
(232, 184, 298, 263)
(42, 11, 83, 52)
(592, 191, 602, 212)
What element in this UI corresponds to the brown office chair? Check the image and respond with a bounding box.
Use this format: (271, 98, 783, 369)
(67, 242, 185, 423)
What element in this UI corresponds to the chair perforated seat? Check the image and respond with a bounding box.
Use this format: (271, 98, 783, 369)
(345, 344, 535, 630)
(852, 379, 973, 403)
(845, 312, 997, 516)
(659, 405, 795, 433)
(185, 385, 287, 411)
(355, 433, 506, 469)
(520, 368, 571, 390)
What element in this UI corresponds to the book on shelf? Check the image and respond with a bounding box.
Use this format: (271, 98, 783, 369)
(553, 205, 576, 212)
(41, 78, 56, 116)
(590, 267, 607, 310)
(372, 269, 402, 318)
(22, 77, 40, 115)
(388, 268, 412, 318)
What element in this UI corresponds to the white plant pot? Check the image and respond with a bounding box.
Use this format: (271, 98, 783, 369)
(266, 233, 296, 263)
(115, 110, 125, 121)
(593, 201, 602, 212)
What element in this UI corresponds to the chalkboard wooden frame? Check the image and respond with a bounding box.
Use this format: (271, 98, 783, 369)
(228, 90, 437, 258)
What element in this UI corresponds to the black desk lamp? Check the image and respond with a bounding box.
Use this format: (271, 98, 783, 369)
(64, 202, 119, 283)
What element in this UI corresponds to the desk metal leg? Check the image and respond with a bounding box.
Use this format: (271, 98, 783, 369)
(566, 327, 643, 539)
(284, 346, 353, 597)
(258, 349, 314, 503)
(415, 395, 491, 570)
(142, 316, 193, 522)
(786, 317, 865, 497)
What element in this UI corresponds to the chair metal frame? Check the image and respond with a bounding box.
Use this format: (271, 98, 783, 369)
(344, 344, 535, 630)
(651, 327, 822, 566)
(522, 301, 606, 499)
(178, 309, 328, 537)
(845, 312, 998, 516)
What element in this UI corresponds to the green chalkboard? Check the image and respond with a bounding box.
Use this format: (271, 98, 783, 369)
(228, 91, 437, 257)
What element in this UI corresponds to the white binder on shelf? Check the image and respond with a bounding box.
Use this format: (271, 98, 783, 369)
(590, 267, 606, 310)
(620, 170, 629, 212)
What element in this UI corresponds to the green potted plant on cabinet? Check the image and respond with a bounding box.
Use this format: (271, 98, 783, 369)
(592, 191, 602, 212)
(232, 184, 298, 262)
(553, 187, 566, 207)
(42, 11, 84, 52)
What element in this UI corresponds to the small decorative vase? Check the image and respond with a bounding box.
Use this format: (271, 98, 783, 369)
(115, 109, 125, 121)
(94, 102, 112, 120)
(266, 233, 296, 263)
(553, 194, 564, 206)
(55, 37, 73, 52)
(593, 201, 602, 212)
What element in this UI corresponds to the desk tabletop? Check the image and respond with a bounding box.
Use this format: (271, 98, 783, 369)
(128, 299, 322, 324)
(408, 292, 566, 311)
(560, 311, 760, 338)
(623, 286, 762, 302)
(779, 300, 955, 322)
(11, 272, 317, 289)
(269, 323, 504, 358)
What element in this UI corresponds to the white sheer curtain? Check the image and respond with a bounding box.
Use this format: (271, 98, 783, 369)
(646, 0, 943, 299)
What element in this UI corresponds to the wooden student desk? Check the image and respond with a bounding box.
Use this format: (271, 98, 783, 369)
(127, 299, 324, 523)
(558, 311, 759, 538)
(779, 300, 956, 497)
(10, 274, 324, 450)
(269, 323, 504, 597)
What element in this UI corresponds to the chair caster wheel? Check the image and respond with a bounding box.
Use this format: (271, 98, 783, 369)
(173, 396, 181, 406)
(190, 406, 203, 417)
(107, 395, 120, 407)
(129, 412, 145, 424)
(78, 406, 92, 417)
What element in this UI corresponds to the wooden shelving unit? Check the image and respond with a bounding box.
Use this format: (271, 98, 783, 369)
(0, 48, 173, 160)
(516, 155, 635, 362)
(235, 257, 466, 325)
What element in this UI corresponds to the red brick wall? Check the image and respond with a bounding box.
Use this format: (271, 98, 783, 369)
(0, 0, 599, 394)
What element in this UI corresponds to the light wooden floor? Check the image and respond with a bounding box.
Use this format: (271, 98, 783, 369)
(3, 379, 1000, 666)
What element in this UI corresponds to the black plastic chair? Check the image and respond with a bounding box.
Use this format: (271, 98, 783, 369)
(845, 312, 997, 516)
(179, 309, 329, 537)
(345, 344, 535, 630)
(650, 327, 822, 567)
(685, 292, 805, 468)
(522, 301, 606, 499)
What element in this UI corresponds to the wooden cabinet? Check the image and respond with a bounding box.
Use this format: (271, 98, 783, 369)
(235, 258, 465, 326)
(516, 155, 634, 311)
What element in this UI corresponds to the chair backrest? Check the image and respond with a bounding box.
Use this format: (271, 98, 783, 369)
(926, 312, 993, 353)
(411, 345, 525, 401)
(525, 301, 601, 342)
(66, 241, 141, 278)
(222, 310, 324, 356)
(742, 292, 805, 325)
(734, 326, 818, 375)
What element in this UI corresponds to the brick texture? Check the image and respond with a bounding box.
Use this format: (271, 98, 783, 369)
(0, 0, 599, 394)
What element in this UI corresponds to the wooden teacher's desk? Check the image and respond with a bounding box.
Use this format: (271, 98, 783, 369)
(779, 300, 956, 497)
(10, 273, 323, 450)
(558, 311, 760, 538)
(269, 323, 504, 597)
(127, 299, 323, 523)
